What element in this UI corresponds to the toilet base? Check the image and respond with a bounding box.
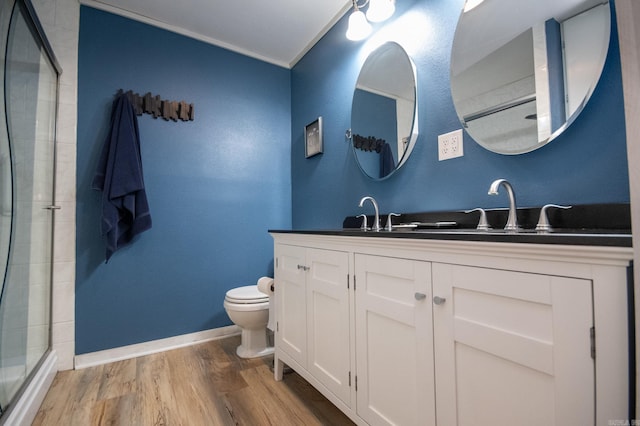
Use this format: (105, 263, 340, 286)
(236, 327, 274, 359)
(236, 345, 274, 359)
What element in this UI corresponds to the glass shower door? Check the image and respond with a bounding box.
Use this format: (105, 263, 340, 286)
(0, 0, 59, 415)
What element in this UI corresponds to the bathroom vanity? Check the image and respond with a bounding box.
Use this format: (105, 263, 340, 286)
(275, 0, 628, 422)
(270, 228, 633, 426)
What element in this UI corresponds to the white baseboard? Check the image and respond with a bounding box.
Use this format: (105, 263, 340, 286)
(1, 351, 57, 426)
(74, 325, 241, 370)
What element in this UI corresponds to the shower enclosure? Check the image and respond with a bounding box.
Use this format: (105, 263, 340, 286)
(0, 0, 60, 419)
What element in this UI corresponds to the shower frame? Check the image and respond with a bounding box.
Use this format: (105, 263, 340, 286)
(0, 0, 61, 423)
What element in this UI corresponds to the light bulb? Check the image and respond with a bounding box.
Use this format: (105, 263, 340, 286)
(366, 0, 395, 23)
(464, 0, 484, 12)
(346, 10, 372, 41)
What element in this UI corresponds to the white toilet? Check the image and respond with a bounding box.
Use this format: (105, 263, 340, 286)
(224, 285, 274, 358)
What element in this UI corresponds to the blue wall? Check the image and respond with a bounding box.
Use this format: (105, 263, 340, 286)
(76, 0, 629, 355)
(291, 0, 628, 229)
(76, 7, 291, 354)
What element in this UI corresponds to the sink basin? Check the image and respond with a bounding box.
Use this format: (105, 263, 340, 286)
(391, 221, 458, 230)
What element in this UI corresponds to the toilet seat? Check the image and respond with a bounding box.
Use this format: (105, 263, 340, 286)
(225, 285, 269, 304)
(223, 283, 274, 358)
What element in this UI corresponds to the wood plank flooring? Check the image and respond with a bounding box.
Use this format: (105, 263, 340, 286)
(33, 336, 355, 425)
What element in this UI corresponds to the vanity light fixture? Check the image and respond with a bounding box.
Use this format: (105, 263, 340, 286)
(346, 0, 395, 41)
(366, 0, 395, 22)
(346, 3, 371, 41)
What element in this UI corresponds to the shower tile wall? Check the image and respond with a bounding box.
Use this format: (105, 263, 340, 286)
(32, 0, 78, 371)
(10, 36, 55, 375)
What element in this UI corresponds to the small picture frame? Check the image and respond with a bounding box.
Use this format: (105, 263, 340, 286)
(305, 117, 323, 158)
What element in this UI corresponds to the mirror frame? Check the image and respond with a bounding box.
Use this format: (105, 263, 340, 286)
(450, 0, 611, 155)
(350, 42, 419, 180)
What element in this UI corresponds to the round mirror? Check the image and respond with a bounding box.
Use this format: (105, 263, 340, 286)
(450, 0, 610, 154)
(351, 42, 418, 179)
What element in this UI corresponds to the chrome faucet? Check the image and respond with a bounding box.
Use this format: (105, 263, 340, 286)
(488, 179, 519, 231)
(465, 208, 491, 231)
(358, 196, 381, 232)
(535, 204, 572, 232)
(356, 214, 369, 231)
(385, 213, 401, 232)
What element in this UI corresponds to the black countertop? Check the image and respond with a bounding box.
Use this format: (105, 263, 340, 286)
(270, 204, 633, 247)
(269, 227, 632, 247)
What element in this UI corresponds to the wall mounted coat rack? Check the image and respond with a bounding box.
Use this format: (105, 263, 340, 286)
(117, 89, 194, 122)
(353, 134, 386, 153)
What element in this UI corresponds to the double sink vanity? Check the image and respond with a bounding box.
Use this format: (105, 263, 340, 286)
(272, 0, 630, 423)
(270, 199, 633, 425)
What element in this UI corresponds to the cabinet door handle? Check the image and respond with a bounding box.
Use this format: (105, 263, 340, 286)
(297, 265, 310, 271)
(414, 292, 427, 300)
(433, 296, 446, 305)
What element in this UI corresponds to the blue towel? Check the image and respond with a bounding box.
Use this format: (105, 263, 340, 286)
(380, 142, 396, 178)
(92, 94, 152, 262)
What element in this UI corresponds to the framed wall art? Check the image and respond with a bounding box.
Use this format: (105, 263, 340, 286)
(305, 117, 323, 158)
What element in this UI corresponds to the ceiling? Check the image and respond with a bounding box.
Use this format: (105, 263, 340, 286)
(82, 0, 353, 68)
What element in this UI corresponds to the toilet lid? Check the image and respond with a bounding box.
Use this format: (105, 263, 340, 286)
(225, 285, 269, 304)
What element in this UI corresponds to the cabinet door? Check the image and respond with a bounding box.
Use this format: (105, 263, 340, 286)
(275, 244, 307, 368)
(432, 263, 594, 426)
(355, 254, 435, 426)
(306, 248, 351, 406)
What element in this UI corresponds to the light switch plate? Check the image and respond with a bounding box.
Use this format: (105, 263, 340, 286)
(438, 129, 464, 161)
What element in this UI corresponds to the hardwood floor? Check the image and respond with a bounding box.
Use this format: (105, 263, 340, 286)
(33, 336, 354, 425)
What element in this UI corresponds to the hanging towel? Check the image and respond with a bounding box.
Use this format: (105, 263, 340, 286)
(379, 142, 396, 178)
(92, 94, 152, 262)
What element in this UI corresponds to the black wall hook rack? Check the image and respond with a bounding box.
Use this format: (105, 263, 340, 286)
(353, 134, 386, 153)
(117, 89, 194, 122)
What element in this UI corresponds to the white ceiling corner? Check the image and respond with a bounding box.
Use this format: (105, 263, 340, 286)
(81, 0, 352, 68)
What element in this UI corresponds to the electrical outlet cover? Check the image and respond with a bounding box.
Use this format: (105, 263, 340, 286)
(438, 129, 464, 161)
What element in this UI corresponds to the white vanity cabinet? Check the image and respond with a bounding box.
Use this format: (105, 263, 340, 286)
(432, 264, 594, 426)
(271, 232, 633, 426)
(273, 243, 352, 408)
(354, 254, 435, 426)
(273, 243, 307, 368)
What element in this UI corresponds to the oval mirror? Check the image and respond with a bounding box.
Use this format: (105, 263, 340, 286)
(351, 42, 418, 179)
(450, 0, 610, 154)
